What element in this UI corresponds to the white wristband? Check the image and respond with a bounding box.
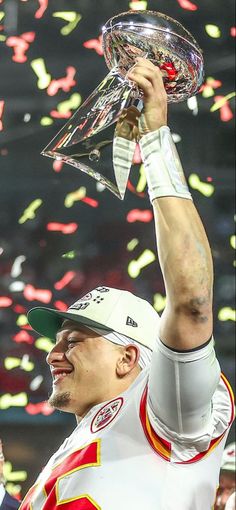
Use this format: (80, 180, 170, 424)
(139, 126, 192, 202)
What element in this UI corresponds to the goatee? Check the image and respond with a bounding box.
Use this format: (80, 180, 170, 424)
(48, 391, 71, 410)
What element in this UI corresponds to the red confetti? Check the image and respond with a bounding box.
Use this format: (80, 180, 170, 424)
(13, 304, 27, 313)
(81, 197, 99, 208)
(34, 0, 48, 19)
(214, 96, 234, 122)
(200, 78, 222, 94)
(47, 222, 78, 234)
(54, 300, 68, 311)
(50, 109, 71, 119)
(26, 401, 54, 415)
(126, 209, 153, 223)
(6, 32, 35, 63)
(132, 144, 142, 164)
(47, 66, 76, 96)
(230, 27, 236, 37)
(53, 160, 64, 172)
(54, 271, 76, 290)
(23, 284, 52, 303)
(13, 331, 34, 344)
(83, 35, 103, 56)
(0, 100, 4, 131)
(127, 180, 146, 197)
(177, 0, 198, 11)
(0, 296, 12, 307)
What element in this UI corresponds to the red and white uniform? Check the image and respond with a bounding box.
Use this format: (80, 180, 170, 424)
(19, 338, 234, 510)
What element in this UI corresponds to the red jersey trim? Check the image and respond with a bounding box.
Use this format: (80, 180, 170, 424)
(139, 373, 235, 464)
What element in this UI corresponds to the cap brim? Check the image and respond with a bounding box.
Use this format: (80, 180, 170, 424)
(27, 307, 112, 340)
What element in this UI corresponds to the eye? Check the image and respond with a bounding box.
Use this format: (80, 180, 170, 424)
(67, 337, 79, 348)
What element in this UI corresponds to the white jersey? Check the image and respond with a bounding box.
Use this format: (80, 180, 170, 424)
(19, 339, 234, 510)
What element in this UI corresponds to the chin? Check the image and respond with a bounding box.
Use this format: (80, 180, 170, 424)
(48, 391, 72, 411)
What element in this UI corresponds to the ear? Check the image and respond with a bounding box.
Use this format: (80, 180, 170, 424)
(116, 344, 140, 376)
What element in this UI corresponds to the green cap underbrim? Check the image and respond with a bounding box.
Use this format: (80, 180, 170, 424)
(27, 307, 112, 341)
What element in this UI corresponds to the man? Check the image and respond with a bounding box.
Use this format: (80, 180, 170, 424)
(21, 59, 234, 509)
(215, 442, 236, 510)
(0, 440, 20, 510)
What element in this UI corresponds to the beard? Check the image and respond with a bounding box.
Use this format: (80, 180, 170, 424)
(48, 391, 71, 410)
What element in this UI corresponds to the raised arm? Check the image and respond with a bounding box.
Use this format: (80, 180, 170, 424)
(127, 58, 213, 350)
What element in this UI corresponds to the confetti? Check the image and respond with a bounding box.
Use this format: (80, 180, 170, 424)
(30, 375, 44, 391)
(47, 66, 77, 96)
(127, 238, 139, 251)
(31, 58, 51, 89)
(0, 393, 28, 410)
(218, 307, 236, 322)
(128, 249, 156, 278)
(187, 96, 198, 115)
(64, 187, 86, 207)
(53, 160, 64, 172)
(6, 32, 35, 63)
(62, 250, 76, 259)
(3, 462, 27, 482)
(34, 0, 48, 19)
(18, 198, 42, 224)
(230, 235, 236, 249)
(153, 293, 167, 312)
(54, 300, 68, 311)
(83, 35, 103, 56)
(136, 164, 147, 193)
(200, 77, 222, 98)
(0, 100, 4, 131)
(12, 331, 34, 344)
(0, 296, 12, 307)
(54, 271, 76, 290)
(129, 0, 148, 10)
(177, 0, 198, 11)
(11, 255, 26, 277)
(230, 27, 236, 37)
(4, 355, 34, 372)
(35, 337, 54, 352)
(52, 12, 82, 36)
(211, 94, 235, 122)
(47, 222, 78, 234)
(23, 284, 52, 303)
(9, 281, 25, 292)
(26, 401, 54, 415)
(40, 116, 53, 126)
(50, 93, 82, 118)
(126, 209, 153, 223)
(205, 24, 221, 38)
(188, 174, 215, 196)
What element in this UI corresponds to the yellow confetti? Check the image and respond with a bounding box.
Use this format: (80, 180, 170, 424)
(0, 35, 6, 41)
(41, 116, 53, 126)
(55, 93, 82, 116)
(210, 92, 236, 112)
(5, 483, 22, 497)
(35, 337, 54, 352)
(31, 58, 51, 89)
(53, 12, 82, 35)
(129, 1, 148, 10)
(205, 24, 221, 38)
(128, 249, 156, 278)
(136, 164, 147, 192)
(3, 462, 27, 482)
(62, 250, 76, 258)
(127, 238, 139, 251)
(64, 187, 86, 207)
(188, 174, 215, 197)
(153, 293, 166, 312)
(16, 314, 28, 326)
(230, 235, 236, 249)
(0, 392, 28, 409)
(0, 11, 5, 21)
(218, 307, 236, 322)
(19, 199, 42, 224)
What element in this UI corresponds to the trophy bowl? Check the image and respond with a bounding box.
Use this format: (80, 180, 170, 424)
(41, 11, 204, 199)
(102, 10, 204, 102)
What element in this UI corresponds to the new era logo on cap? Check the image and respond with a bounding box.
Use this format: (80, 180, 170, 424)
(126, 316, 138, 327)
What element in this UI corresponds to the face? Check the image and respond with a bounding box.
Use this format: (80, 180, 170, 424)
(46, 321, 126, 419)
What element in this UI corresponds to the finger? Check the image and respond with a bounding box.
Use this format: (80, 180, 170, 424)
(127, 66, 165, 97)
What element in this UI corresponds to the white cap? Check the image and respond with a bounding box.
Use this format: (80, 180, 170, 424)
(27, 286, 160, 351)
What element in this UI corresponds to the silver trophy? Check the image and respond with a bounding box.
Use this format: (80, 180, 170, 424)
(42, 11, 204, 199)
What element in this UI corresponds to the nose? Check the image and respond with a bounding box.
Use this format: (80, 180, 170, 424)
(46, 343, 67, 366)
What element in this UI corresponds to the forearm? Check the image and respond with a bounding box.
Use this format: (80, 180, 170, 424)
(152, 196, 213, 313)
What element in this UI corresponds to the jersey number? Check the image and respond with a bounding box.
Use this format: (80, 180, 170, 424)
(19, 440, 101, 510)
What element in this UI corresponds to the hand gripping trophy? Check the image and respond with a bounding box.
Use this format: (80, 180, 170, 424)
(41, 11, 204, 199)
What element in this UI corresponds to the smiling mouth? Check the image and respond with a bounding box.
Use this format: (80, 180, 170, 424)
(52, 371, 73, 385)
